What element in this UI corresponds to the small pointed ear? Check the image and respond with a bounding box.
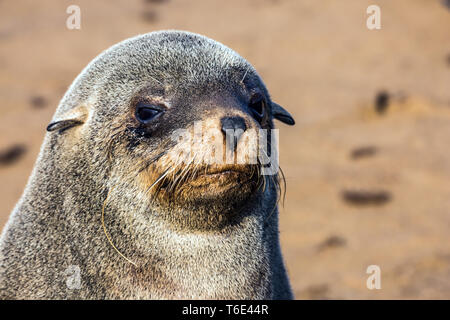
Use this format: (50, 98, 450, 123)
(271, 102, 295, 125)
(46, 106, 88, 133)
(46, 119, 84, 132)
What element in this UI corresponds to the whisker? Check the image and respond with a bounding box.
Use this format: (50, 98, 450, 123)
(101, 185, 138, 267)
(145, 168, 171, 195)
(172, 155, 196, 194)
(278, 166, 287, 207)
(168, 155, 192, 193)
(241, 67, 250, 83)
(137, 150, 168, 175)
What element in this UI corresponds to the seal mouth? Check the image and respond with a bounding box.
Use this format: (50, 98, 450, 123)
(203, 165, 251, 177)
(145, 163, 259, 199)
(189, 168, 255, 188)
(204, 169, 243, 178)
(138, 158, 263, 205)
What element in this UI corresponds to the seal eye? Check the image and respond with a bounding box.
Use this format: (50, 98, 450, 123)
(249, 94, 265, 120)
(135, 103, 162, 124)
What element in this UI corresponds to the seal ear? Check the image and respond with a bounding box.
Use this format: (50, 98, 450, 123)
(271, 102, 295, 125)
(46, 119, 84, 132)
(46, 106, 88, 133)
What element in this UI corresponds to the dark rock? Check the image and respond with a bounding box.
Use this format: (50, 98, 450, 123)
(318, 235, 347, 251)
(0, 144, 27, 166)
(375, 91, 390, 114)
(30, 95, 48, 109)
(341, 189, 392, 206)
(350, 146, 377, 160)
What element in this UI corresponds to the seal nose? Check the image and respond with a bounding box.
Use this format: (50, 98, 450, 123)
(221, 116, 247, 152)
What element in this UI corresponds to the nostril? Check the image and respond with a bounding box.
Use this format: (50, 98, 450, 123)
(221, 117, 247, 134)
(221, 117, 247, 152)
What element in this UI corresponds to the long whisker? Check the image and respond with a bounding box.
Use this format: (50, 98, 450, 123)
(241, 66, 250, 83)
(101, 185, 138, 267)
(145, 168, 171, 195)
(258, 148, 286, 225)
(166, 153, 191, 193)
(278, 165, 287, 207)
(171, 155, 196, 194)
(137, 150, 168, 175)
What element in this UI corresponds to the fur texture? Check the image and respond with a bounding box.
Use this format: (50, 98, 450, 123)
(0, 30, 293, 299)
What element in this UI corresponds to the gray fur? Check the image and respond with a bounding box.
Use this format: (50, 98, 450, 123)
(0, 30, 293, 299)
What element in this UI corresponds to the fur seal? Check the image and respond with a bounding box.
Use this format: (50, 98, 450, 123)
(0, 30, 295, 299)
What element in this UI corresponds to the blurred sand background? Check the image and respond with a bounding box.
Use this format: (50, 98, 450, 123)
(1, 0, 449, 299)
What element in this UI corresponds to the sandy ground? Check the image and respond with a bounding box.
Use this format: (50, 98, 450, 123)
(1, 0, 449, 299)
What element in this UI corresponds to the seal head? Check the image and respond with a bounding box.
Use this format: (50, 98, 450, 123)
(0, 31, 295, 299)
(48, 30, 294, 231)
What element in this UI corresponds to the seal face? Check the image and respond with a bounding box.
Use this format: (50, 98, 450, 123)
(121, 88, 265, 230)
(0, 31, 295, 299)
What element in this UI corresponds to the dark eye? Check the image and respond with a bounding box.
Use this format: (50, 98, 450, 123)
(249, 94, 265, 120)
(135, 102, 162, 124)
